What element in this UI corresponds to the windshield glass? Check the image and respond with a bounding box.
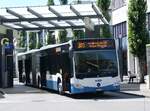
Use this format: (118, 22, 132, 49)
(74, 50, 118, 79)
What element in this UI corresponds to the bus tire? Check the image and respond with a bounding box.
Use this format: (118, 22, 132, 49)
(57, 80, 63, 95)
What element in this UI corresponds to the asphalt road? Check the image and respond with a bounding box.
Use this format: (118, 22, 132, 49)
(0, 85, 150, 111)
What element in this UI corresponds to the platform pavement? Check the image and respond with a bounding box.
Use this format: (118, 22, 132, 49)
(0, 77, 150, 98)
(120, 76, 150, 97)
(0, 78, 48, 99)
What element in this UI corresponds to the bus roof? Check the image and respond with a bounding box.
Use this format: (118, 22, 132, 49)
(17, 38, 115, 56)
(17, 40, 72, 56)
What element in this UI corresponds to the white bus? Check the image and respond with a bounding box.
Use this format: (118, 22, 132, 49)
(17, 38, 120, 94)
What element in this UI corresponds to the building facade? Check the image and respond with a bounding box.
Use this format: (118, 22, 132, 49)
(111, 0, 150, 78)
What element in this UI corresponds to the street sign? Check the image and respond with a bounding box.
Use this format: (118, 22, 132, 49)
(5, 43, 14, 49)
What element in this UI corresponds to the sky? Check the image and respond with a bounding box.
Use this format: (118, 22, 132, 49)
(0, 0, 73, 8)
(0, 0, 96, 8)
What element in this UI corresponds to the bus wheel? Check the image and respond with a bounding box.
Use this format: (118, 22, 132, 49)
(37, 76, 41, 88)
(57, 81, 63, 95)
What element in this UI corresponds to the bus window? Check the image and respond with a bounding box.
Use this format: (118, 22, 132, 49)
(25, 58, 32, 84)
(74, 50, 118, 79)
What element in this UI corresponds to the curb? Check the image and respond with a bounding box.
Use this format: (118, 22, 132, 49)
(120, 91, 145, 97)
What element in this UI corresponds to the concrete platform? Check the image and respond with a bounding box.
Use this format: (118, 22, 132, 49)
(1, 77, 150, 98)
(120, 76, 150, 97)
(0, 78, 48, 94)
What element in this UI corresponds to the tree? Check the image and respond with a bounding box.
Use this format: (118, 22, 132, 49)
(47, 31, 55, 44)
(77, 0, 81, 4)
(18, 31, 26, 48)
(58, 30, 67, 43)
(128, 0, 149, 83)
(73, 30, 84, 39)
(57, 1, 68, 43)
(47, 0, 55, 45)
(47, 0, 54, 5)
(96, 0, 111, 38)
(59, 0, 68, 5)
(29, 32, 37, 50)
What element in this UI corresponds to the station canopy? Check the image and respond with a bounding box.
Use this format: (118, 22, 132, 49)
(0, 3, 108, 31)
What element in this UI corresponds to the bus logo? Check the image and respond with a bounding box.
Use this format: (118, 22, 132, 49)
(97, 83, 101, 87)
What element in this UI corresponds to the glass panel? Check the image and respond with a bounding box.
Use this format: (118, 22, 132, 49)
(73, 4, 96, 16)
(21, 22, 38, 28)
(33, 21, 54, 27)
(50, 5, 76, 17)
(0, 9, 18, 19)
(31, 6, 57, 17)
(3, 23, 22, 28)
(9, 7, 37, 18)
(74, 50, 118, 78)
(51, 20, 70, 27)
(69, 19, 84, 26)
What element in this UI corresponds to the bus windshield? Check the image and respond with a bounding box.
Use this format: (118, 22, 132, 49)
(74, 50, 118, 79)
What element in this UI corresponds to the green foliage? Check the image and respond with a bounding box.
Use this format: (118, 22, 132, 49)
(37, 41, 42, 49)
(96, 0, 111, 21)
(18, 31, 26, 48)
(96, 0, 111, 38)
(47, 0, 54, 6)
(73, 30, 84, 39)
(47, 31, 55, 45)
(58, 30, 67, 43)
(36, 32, 42, 49)
(59, 0, 68, 5)
(128, 0, 149, 58)
(29, 32, 36, 50)
(77, 0, 81, 4)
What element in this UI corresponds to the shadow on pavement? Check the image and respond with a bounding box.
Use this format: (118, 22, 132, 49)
(64, 91, 144, 100)
(120, 83, 140, 91)
(1, 84, 48, 94)
(0, 91, 5, 99)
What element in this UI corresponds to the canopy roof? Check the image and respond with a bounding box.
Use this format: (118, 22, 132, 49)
(0, 3, 108, 31)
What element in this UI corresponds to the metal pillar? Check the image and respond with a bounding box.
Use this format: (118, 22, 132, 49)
(42, 29, 46, 46)
(26, 31, 29, 51)
(1, 45, 8, 88)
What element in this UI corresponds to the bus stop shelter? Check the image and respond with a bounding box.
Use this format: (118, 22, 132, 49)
(0, 3, 108, 88)
(0, 3, 108, 30)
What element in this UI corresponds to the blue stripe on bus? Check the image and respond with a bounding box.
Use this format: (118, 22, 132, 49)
(46, 80, 120, 94)
(71, 84, 120, 94)
(46, 80, 58, 91)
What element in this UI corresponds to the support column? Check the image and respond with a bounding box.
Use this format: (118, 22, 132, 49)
(26, 31, 29, 51)
(42, 29, 46, 46)
(36, 32, 39, 48)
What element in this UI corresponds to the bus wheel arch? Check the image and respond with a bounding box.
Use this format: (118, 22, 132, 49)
(57, 78, 63, 94)
(22, 72, 26, 84)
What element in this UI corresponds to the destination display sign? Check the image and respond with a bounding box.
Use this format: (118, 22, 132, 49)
(73, 39, 115, 50)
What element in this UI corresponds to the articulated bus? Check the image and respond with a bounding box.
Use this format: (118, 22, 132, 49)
(17, 39, 120, 94)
